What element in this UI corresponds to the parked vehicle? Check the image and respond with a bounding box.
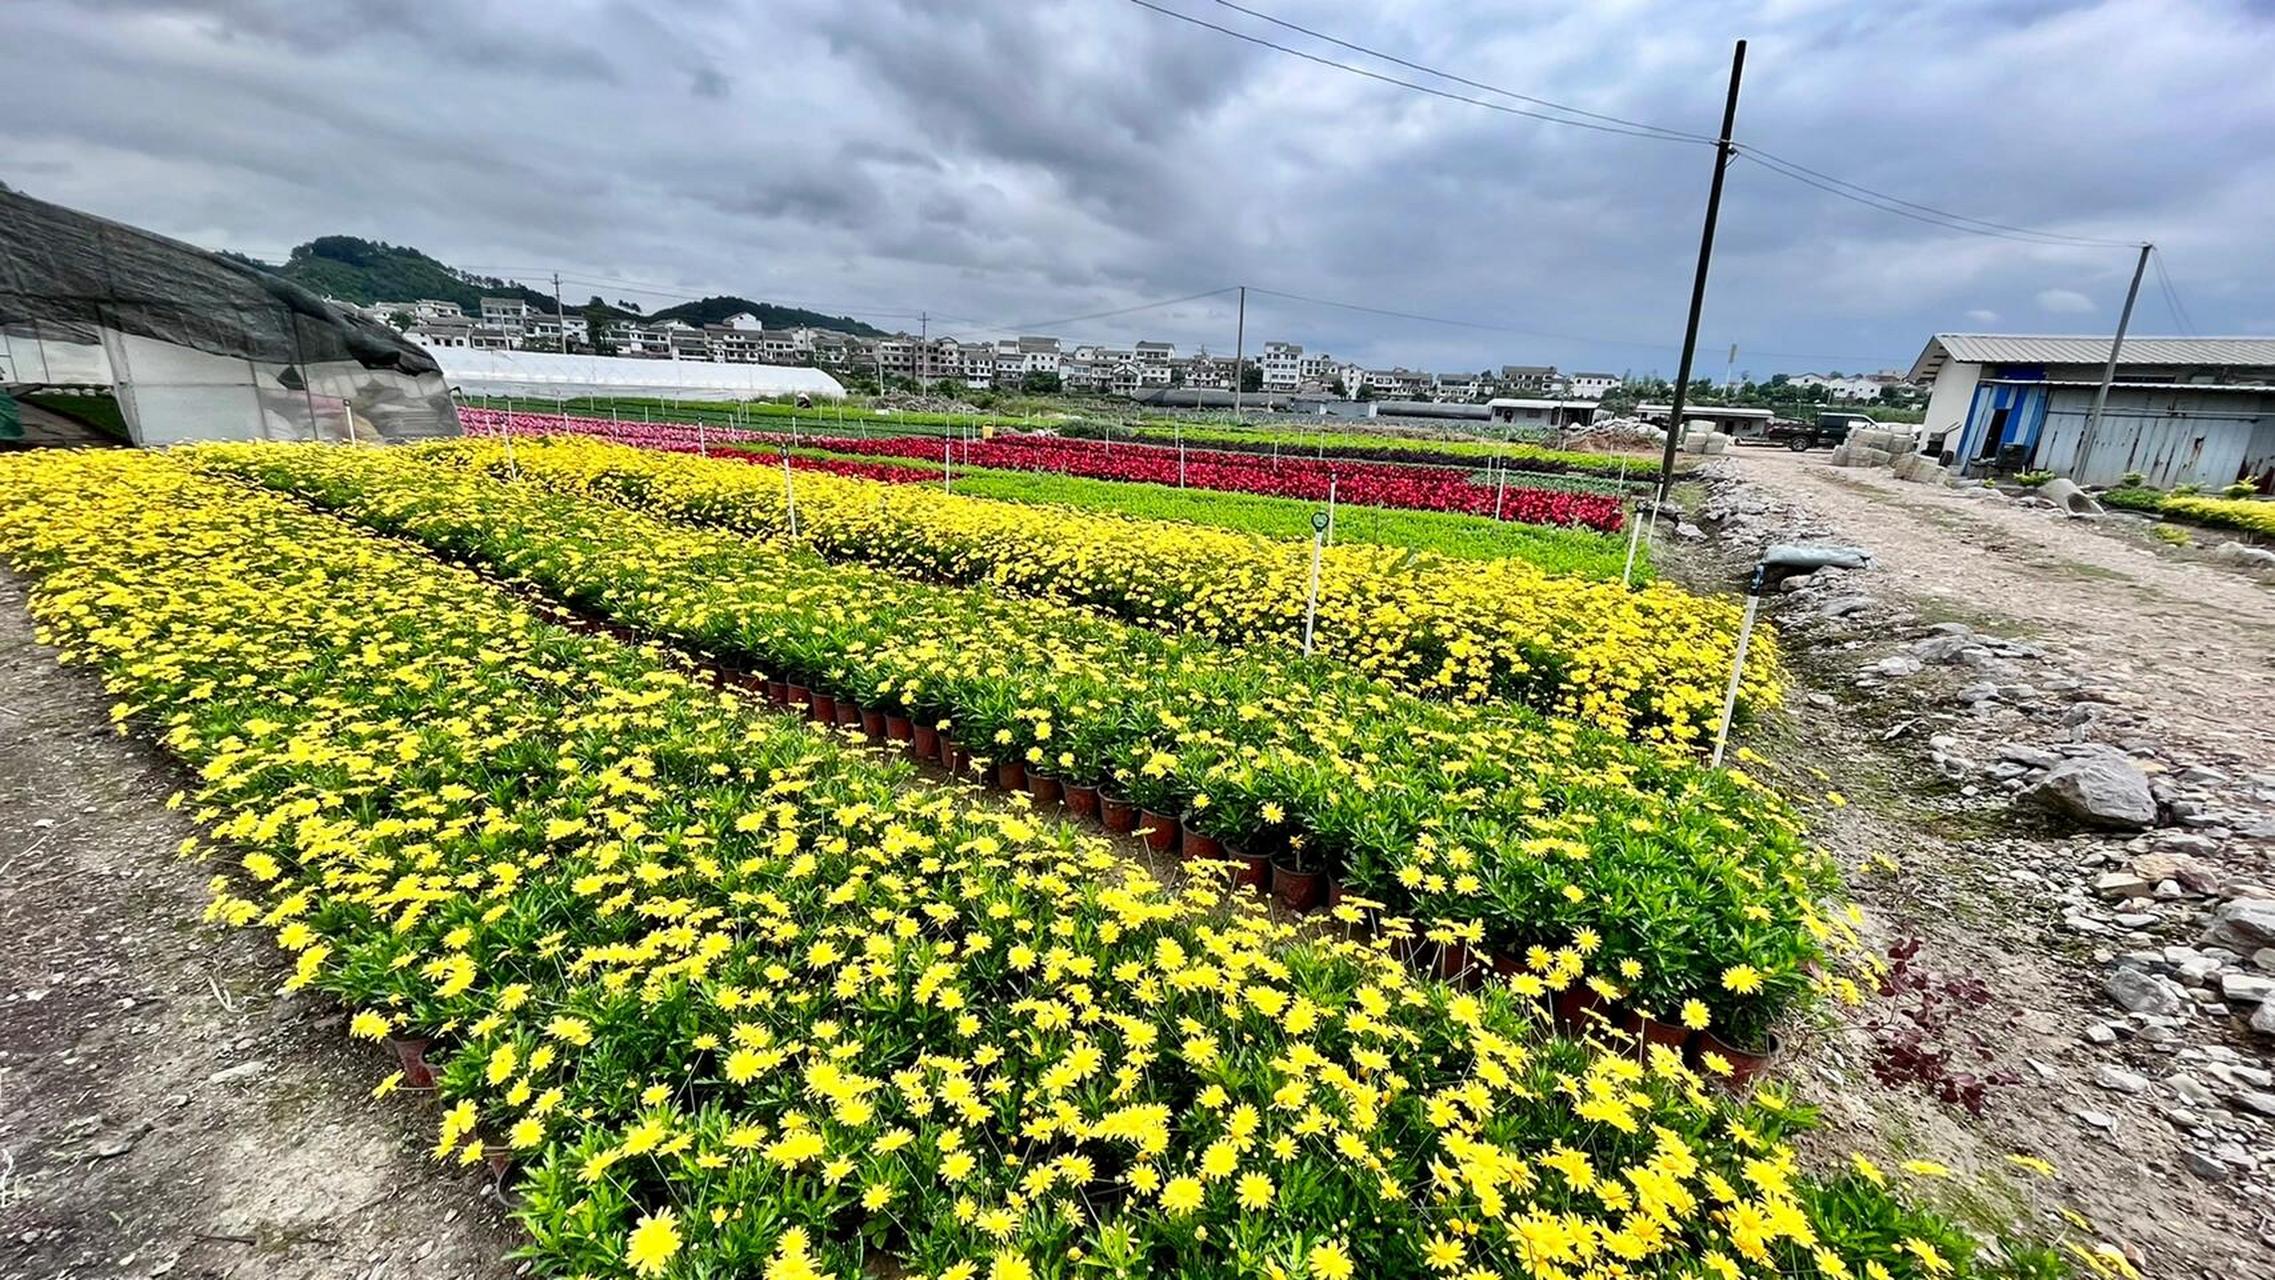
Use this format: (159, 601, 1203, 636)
(1763, 418, 1828, 450)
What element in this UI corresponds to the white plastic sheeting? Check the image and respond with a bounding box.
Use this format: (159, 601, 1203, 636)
(427, 346, 846, 401)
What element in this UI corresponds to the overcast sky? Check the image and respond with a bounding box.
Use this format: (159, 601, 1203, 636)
(5, 0, 2272, 377)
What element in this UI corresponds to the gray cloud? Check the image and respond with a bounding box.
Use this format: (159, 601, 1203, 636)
(2, 0, 2271, 375)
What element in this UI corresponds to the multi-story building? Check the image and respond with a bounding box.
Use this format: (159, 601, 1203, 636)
(411, 319, 474, 348)
(1498, 364, 1560, 394)
(1259, 341, 1303, 392)
(524, 314, 590, 351)
(1433, 372, 1490, 402)
(1134, 340, 1175, 366)
(479, 297, 531, 335)
(413, 299, 465, 324)
(1566, 372, 1621, 400)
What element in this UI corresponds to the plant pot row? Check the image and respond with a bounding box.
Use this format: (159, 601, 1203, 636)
(755, 680, 1780, 1089)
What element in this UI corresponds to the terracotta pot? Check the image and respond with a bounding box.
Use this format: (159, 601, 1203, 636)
(1624, 1012, 1693, 1056)
(885, 714, 915, 743)
(995, 759, 1026, 791)
(1271, 860, 1328, 911)
(1552, 984, 1606, 1031)
(386, 1036, 437, 1091)
(1434, 939, 1476, 987)
(1028, 772, 1063, 805)
(1691, 1029, 1779, 1088)
(912, 724, 940, 758)
(1180, 822, 1224, 861)
(1137, 808, 1178, 852)
(786, 683, 811, 711)
(808, 693, 837, 724)
(1489, 948, 1523, 979)
(860, 708, 887, 740)
(834, 700, 863, 730)
(765, 679, 790, 706)
(1099, 793, 1137, 833)
(1231, 849, 1269, 891)
(1063, 782, 1100, 820)
(937, 734, 958, 768)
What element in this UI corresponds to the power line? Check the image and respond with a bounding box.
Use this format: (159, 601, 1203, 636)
(1732, 148, 2141, 249)
(998, 285, 1240, 335)
(1119, 0, 1704, 143)
(2149, 245, 2195, 336)
(1135, 0, 2150, 251)
(1207, 1, 1711, 142)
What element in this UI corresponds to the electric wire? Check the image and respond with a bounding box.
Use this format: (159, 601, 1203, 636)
(1207, 0, 1711, 142)
(2149, 246, 2196, 336)
(1119, 0, 1704, 143)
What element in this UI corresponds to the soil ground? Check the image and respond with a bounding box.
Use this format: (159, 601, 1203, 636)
(1678, 448, 2275, 1279)
(0, 574, 517, 1280)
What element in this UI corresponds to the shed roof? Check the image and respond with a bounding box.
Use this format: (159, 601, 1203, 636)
(1908, 333, 2275, 383)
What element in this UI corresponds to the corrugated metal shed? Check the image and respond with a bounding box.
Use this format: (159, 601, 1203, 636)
(1909, 334, 2275, 383)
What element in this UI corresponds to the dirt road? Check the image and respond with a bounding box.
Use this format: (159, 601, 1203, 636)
(0, 576, 515, 1280)
(1722, 447, 2275, 772)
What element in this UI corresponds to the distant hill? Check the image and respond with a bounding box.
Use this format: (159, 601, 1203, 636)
(229, 238, 886, 336)
(648, 294, 885, 337)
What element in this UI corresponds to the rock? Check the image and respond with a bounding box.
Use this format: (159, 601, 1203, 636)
(2221, 972, 2275, 1005)
(2255, 948, 2275, 974)
(2252, 1001, 2275, 1038)
(1956, 681, 2001, 704)
(2210, 540, 2275, 568)
(2076, 1109, 2118, 1130)
(2083, 1023, 2120, 1045)
(2134, 850, 2222, 895)
(2169, 1075, 2219, 1107)
(2202, 899, 2275, 953)
(2095, 1064, 2151, 1093)
(1999, 744, 2061, 769)
(2185, 1149, 2230, 1180)
(1912, 633, 1982, 663)
(1864, 654, 1923, 679)
(203, 1060, 267, 1086)
(2114, 911, 2161, 929)
(2096, 871, 2154, 899)
(2024, 747, 2158, 829)
(2105, 967, 2186, 1016)
(1819, 595, 1876, 619)
(2232, 1091, 2275, 1118)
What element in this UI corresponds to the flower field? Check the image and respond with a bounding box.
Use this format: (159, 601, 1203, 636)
(0, 445, 2081, 1280)
(1068, 419, 1649, 480)
(724, 432, 1628, 530)
(196, 439, 1822, 1040)
(431, 437, 1764, 737)
(466, 407, 1636, 573)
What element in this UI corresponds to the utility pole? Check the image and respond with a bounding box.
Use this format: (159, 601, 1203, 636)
(1653, 39, 1746, 506)
(919, 311, 929, 392)
(2074, 243, 2151, 482)
(552, 273, 568, 355)
(1232, 285, 1247, 419)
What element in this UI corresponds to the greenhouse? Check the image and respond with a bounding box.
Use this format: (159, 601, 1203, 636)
(426, 346, 846, 402)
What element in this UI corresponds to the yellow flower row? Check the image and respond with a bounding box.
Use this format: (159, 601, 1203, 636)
(430, 437, 1779, 747)
(0, 447, 2043, 1280)
(196, 441, 1832, 1040)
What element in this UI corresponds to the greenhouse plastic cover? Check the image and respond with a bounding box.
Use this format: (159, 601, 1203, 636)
(0, 186, 457, 444)
(428, 346, 847, 401)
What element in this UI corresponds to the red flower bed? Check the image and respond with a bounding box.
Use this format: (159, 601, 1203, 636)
(740, 430, 1624, 530)
(457, 407, 1622, 530)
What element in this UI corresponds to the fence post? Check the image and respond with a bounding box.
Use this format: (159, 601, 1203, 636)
(782, 445, 799, 538)
(1302, 510, 1328, 656)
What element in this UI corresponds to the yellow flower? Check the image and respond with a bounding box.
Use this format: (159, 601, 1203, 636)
(1720, 964, 1765, 995)
(1308, 1240, 1355, 1280)
(625, 1209, 682, 1277)
(1900, 1159, 1950, 1178)
(1680, 999, 1710, 1030)
(1235, 1171, 1274, 1210)
(1159, 1175, 1205, 1215)
(349, 1010, 392, 1040)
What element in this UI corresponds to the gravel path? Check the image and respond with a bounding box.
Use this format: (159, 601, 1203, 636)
(1722, 448, 2275, 772)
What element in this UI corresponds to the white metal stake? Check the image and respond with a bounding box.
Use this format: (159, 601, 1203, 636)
(1494, 466, 1509, 521)
(1326, 477, 1338, 546)
(1302, 511, 1328, 656)
(698, 417, 707, 457)
(943, 437, 952, 491)
(782, 446, 800, 538)
(1710, 592, 1762, 768)
(1177, 423, 1186, 489)
(1621, 501, 1645, 587)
